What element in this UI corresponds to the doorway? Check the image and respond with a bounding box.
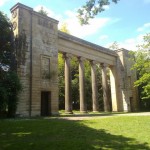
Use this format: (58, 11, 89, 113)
(41, 91, 51, 116)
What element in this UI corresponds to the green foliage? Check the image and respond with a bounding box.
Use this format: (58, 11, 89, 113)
(58, 53, 65, 109)
(59, 22, 70, 34)
(58, 54, 105, 110)
(77, 0, 119, 25)
(38, 7, 48, 16)
(0, 71, 22, 118)
(0, 11, 14, 69)
(109, 41, 119, 50)
(0, 11, 22, 117)
(130, 33, 150, 109)
(58, 22, 106, 111)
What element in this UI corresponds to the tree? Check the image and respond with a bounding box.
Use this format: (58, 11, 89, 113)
(59, 22, 70, 34)
(38, 7, 48, 16)
(109, 41, 119, 50)
(0, 11, 22, 117)
(77, 0, 120, 25)
(130, 33, 150, 110)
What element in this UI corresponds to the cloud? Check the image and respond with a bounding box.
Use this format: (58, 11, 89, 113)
(99, 35, 109, 40)
(103, 5, 110, 10)
(34, 5, 63, 21)
(60, 10, 111, 38)
(106, 34, 145, 51)
(0, 0, 9, 6)
(34, 6, 119, 38)
(137, 23, 150, 32)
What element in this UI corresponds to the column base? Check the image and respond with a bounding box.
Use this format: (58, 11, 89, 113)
(65, 111, 73, 114)
(80, 111, 88, 114)
(93, 111, 99, 113)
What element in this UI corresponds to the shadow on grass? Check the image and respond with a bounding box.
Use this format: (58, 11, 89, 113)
(56, 112, 130, 119)
(0, 119, 149, 150)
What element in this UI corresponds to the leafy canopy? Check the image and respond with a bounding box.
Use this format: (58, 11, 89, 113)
(77, 0, 119, 25)
(130, 33, 150, 100)
(0, 11, 22, 117)
(38, 7, 48, 16)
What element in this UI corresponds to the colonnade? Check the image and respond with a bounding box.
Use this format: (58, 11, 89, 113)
(63, 53, 115, 113)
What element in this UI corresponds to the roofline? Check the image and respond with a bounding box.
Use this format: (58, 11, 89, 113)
(58, 31, 117, 57)
(10, 3, 59, 24)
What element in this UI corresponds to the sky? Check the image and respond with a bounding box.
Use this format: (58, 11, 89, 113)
(1, 0, 150, 50)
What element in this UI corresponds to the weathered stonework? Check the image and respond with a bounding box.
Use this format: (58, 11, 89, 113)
(10, 3, 59, 116)
(10, 3, 139, 116)
(115, 49, 139, 112)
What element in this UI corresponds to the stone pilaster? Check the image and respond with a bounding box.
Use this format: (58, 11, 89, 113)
(109, 65, 119, 111)
(64, 53, 72, 114)
(78, 57, 87, 113)
(101, 63, 111, 112)
(91, 61, 99, 112)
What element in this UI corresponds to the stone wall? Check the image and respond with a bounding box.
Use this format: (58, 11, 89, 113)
(116, 49, 139, 112)
(10, 3, 59, 116)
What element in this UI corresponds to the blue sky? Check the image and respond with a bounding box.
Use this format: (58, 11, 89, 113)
(1, 0, 150, 50)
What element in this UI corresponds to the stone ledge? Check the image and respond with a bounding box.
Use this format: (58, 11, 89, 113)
(10, 3, 59, 24)
(58, 31, 117, 57)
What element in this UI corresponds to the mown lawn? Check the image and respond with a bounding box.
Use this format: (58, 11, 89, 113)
(0, 116, 150, 150)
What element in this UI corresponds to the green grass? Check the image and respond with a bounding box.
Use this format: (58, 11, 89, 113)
(0, 116, 150, 150)
(58, 110, 126, 116)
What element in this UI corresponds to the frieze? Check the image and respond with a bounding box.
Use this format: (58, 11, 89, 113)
(38, 18, 54, 29)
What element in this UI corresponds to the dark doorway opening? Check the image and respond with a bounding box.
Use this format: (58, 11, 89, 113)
(41, 91, 51, 116)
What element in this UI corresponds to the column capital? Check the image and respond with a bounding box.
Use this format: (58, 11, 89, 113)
(63, 53, 73, 59)
(90, 60, 97, 65)
(101, 63, 108, 68)
(78, 56, 86, 62)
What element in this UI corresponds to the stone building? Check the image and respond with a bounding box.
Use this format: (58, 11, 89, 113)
(10, 3, 139, 117)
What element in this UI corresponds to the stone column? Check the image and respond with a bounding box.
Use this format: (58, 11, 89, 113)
(78, 57, 87, 113)
(109, 65, 119, 111)
(91, 61, 99, 112)
(64, 54, 72, 114)
(101, 63, 111, 112)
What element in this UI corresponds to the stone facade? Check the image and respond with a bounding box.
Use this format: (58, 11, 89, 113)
(11, 3, 59, 116)
(10, 3, 139, 116)
(116, 49, 139, 112)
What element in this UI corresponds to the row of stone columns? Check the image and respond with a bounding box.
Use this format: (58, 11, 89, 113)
(63, 53, 111, 113)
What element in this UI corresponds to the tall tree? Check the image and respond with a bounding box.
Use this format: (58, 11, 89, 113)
(109, 41, 119, 50)
(130, 33, 150, 110)
(38, 7, 48, 16)
(59, 22, 70, 34)
(0, 11, 22, 117)
(77, 0, 120, 25)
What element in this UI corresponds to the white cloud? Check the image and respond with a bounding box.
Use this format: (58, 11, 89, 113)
(99, 35, 109, 40)
(34, 6, 119, 38)
(137, 23, 150, 32)
(103, 5, 110, 10)
(60, 10, 110, 38)
(0, 0, 9, 6)
(106, 34, 145, 51)
(34, 5, 63, 21)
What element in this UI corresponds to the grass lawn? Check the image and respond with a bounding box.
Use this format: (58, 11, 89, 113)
(0, 116, 150, 150)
